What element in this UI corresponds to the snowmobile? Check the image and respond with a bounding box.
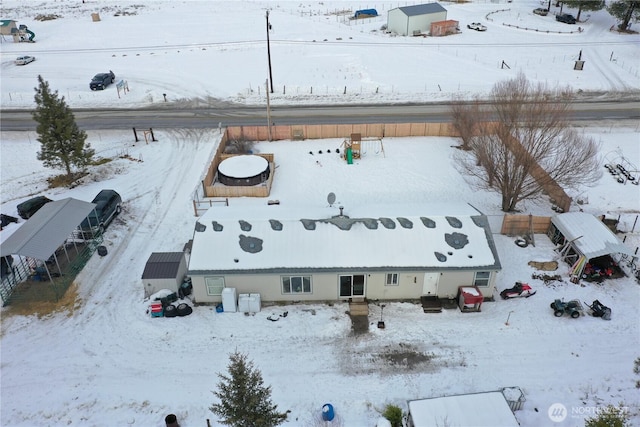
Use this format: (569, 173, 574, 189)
(500, 282, 536, 299)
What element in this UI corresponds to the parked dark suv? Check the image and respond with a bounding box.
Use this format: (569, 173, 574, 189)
(81, 190, 122, 234)
(17, 196, 52, 219)
(90, 70, 116, 90)
(556, 13, 576, 24)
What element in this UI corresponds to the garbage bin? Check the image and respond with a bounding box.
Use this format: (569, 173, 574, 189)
(165, 414, 179, 427)
(322, 403, 335, 421)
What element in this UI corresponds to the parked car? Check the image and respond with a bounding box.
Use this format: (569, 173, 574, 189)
(556, 13, 576, 24)
(81, 190, 122, 233)
(533, 8, 549, 16)
(15, 55, 35, 65)
(467, 22, 487, 31)
(90, 70, 116, 90)
(17, 196, 52, 219)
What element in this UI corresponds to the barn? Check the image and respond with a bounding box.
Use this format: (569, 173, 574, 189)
(187, 203, 501, 306)
(141, 252, 188, 297)
(387, 3, 447, 36)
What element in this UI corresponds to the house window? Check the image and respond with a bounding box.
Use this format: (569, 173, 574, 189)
(473, 271, 491, 287)
(205, 276, 225, 296)
(386, 273, 399, 286)
(282, 275, 312, 294)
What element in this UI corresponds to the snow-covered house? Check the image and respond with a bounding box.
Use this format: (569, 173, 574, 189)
(387, 3, 447, 36)
(187, 203, 501, 305)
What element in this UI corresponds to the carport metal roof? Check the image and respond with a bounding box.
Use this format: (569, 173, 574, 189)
(0, 198, 95, 260)
(551, 212, 634, 259)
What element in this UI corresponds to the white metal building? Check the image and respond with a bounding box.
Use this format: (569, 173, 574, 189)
(387, 3, 447, 36)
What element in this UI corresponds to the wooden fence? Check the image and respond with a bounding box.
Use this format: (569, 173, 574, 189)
(195, 122, 574, 220)
(225, 122, 457, 141)
(500, 214, 552, 236)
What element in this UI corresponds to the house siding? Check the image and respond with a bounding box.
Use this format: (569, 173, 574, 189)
(190, 270, 498, 304)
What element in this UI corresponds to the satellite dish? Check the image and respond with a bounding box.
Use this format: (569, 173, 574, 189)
(327, 192, 336, 206)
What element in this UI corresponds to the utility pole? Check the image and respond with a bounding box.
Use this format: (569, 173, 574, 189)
(266, 79, 272, 141)
(266, 10, 274, 94)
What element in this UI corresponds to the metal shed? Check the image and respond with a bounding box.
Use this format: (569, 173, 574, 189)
(430, 19, 459, 37)
(142, 252, 188, 297)
(387, 3, 447, 36)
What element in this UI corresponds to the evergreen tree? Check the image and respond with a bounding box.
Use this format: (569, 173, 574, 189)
(607, 1, 640, 31)
(33, 75, 94, 180)
(584, 404, 630, 427)
(562, 0, 604, 22)
(210, 351, 288, 427)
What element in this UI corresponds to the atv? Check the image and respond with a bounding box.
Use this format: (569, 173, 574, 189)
(500, 282, 536, 299)
(584, 299, 612, 320)
(550, 299, 583, 318)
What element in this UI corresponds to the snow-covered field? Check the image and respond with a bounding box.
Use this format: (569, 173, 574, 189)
(0, 0, 638, 108)
(1, 1, 640, 426)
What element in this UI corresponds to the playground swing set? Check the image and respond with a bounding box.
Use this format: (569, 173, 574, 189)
(341, 133, 385, 164)
(0, 20, 36, 43)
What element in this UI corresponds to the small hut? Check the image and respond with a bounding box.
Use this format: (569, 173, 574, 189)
(430, 20, 459, 37)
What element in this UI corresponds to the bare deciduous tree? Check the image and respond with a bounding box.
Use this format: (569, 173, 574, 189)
(453, 73, 602, 212)
(451, 96, 484, 150)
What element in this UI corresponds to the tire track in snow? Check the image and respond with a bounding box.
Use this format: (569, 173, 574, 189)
(72, 129, 218, 334)
(586, 47, 629, 91)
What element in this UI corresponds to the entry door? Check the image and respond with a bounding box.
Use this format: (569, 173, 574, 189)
(422, 273, 439, 296)
(339, 274, 365, 298)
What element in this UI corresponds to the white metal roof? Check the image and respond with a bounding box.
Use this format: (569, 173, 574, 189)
(397, 3, 446, 17)
(408, 391, 520, 427)
(0, 198, 95, 260)
(551, 212, 634, 259)
(188, 203, 501, 273)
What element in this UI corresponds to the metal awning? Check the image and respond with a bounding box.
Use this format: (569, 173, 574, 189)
(0, 198, 95, 260)
(551, 212, 634, 259)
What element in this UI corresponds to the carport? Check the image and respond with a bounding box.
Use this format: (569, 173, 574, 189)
(548, 212, 635, 281)
(0, 198, 97, 305)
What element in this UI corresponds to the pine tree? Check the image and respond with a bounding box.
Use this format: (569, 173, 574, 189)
(210, 351, 288, 427)
(561, 0, 604, 22)
(584, 403, 630, 427)
(607, 1, 640, 31)
(33, 75, 94, 181)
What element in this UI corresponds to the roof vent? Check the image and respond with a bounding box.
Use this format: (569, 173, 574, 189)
(269, 219, 283, 231)
(301, 219, 316, 230)
(380, 217, 396, 229)
(239, 235, 263, 253)
(420, 217, 436, 228)
(362, 218, 378, 229)
(434, 252, 447, 262)
(445, 232, 469, 249)
(195, 222, 206, 232)
(397, 217, 413, 229)
(239, 220, 252, 231)
(212, 221, 223, 232)
(446, 216, 463, 229)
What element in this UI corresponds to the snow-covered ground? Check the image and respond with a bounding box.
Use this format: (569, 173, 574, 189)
(1, 1, 640, 426)
(1, 127, 638, 427)
(0, 0, 638, 108)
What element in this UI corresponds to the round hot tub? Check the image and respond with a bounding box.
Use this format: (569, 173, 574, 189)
(217, 155, 270, 186)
